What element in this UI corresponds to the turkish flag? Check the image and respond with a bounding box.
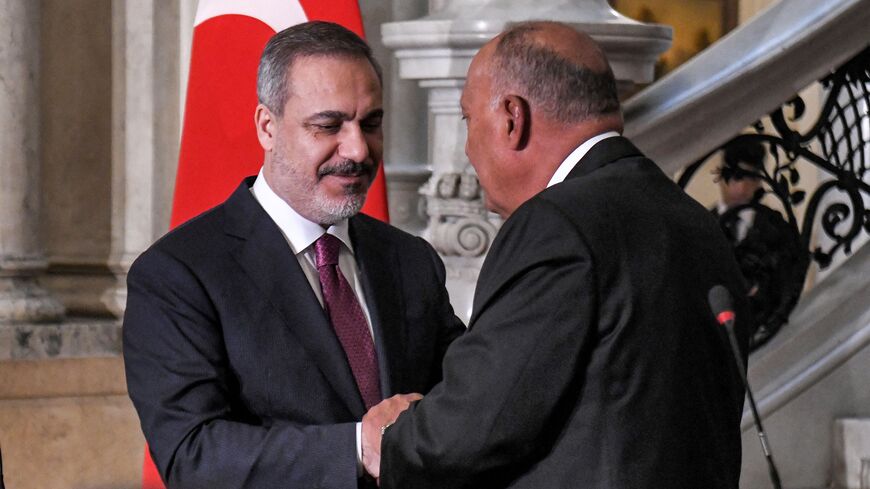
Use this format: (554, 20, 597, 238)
(168, 0, 388, 230)
(146, 2, 386, 488)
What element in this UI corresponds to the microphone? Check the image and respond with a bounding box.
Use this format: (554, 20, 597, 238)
(708, 285, 783, 489)
(708, 285, 736, 329)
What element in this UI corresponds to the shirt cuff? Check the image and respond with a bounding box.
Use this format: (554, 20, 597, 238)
(356, 421, 363, 477)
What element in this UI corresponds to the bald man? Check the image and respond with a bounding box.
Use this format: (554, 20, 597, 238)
(362, 22, 751, 488)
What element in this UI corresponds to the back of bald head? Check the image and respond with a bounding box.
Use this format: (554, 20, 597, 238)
(490, 21, 621, 125)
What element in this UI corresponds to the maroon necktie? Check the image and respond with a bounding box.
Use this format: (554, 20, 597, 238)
(314, 233, 382, 409)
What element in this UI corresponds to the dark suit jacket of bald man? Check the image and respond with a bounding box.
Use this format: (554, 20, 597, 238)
(380, 136, 751, 489)
(123, 177, 465, 489)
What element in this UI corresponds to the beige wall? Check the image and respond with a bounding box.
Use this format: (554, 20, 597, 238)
(0, 357, 143, 489)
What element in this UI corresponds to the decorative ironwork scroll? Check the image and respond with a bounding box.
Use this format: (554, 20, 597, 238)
(679, 45, 870, 350)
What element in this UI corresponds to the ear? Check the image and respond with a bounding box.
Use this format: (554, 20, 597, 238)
(254, 104, 277, 151)
(502, 95, 530, 151)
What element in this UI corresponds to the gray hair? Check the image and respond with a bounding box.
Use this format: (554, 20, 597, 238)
(491, 22, 620, 124)
(257, 21, 382, 115)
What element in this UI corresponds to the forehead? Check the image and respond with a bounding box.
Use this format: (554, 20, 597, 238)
(464, 39, 499, 92)
(284, 55, 382, 112)
(461, 54, 490, 107)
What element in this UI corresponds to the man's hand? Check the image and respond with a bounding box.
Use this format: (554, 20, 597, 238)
(361, 393, 423, 480)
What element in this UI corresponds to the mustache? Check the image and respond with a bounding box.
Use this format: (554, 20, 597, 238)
(317, 160, 375, 179)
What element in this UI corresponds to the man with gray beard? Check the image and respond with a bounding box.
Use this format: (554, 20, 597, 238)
(123, 21, 464, 489)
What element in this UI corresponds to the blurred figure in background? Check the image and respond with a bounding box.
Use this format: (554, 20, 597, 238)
(713, 140, 806, 348)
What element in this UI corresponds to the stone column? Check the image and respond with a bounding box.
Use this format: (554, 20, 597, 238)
(39, 0, 114, 319)
(383, 0, 672, 320)
(361, 0, 432, 235)
(0, 0, 64, 323)
(105, 0, 181, 317)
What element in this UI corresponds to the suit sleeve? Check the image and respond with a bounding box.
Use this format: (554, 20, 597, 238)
(419, 236, 467, 385)
(380, 198, 598, 488)
(122, 248, 358, 489)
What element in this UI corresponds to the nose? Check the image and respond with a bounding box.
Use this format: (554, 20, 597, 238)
(338, 124, 370, 163)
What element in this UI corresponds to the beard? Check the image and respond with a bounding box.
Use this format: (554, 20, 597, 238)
(310, 182, 367, 225)
(269, 151, 375, 226)
(312, 159, 375, 224)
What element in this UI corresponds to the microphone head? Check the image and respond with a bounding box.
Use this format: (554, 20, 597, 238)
(708, 285, 735, 326)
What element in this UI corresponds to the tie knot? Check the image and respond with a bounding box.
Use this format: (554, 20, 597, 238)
(314, 233, 341, 268)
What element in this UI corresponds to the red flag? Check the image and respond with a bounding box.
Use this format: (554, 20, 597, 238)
(146, 2, 387, 488)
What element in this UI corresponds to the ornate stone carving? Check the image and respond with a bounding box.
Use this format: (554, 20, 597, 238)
(423, 172, 499, 257)
(383, 0, 671, 319)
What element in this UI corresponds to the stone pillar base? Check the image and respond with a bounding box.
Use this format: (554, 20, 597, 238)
(0, 277, 65, 324)
(0, 319, 121, 360)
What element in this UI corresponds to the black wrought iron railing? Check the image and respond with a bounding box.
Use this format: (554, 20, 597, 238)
(678, 45, 870, 351)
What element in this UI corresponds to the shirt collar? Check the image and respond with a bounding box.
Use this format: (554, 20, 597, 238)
(546, 131, 621, 188)
(717, 200, 755, 218)
(251, 167, 353, 255)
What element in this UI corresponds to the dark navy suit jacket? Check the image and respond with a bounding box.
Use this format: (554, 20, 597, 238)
(123, 177, 464, 488)
(381, 137, 750, 489)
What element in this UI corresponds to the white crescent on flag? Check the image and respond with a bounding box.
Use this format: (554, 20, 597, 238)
(194, 0, 308, 32)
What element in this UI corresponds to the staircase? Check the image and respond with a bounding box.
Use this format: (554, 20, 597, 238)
(622, 0, 870, 487)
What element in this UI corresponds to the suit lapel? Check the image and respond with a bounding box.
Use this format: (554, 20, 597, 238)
(350, 217, 405, 398)
(223, 179, 366, 417)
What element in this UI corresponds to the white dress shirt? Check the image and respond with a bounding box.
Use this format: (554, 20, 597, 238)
(547, 131, 621, 187)
(250, 168, 373, 474)
(716, 201, 756, 243)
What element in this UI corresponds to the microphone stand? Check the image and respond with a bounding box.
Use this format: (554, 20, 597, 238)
(723, 320, 783, 489)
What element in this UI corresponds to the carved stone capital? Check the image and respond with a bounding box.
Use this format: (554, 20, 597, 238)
(423, 172, 500, 257)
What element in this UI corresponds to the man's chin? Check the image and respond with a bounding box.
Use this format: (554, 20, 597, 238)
(313, 194, 367, 225)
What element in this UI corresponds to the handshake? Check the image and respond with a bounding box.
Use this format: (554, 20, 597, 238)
(360, 393, 422, 481)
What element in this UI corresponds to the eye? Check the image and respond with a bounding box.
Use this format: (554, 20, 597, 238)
(315, 124, 340, 132)
(361, 116, 383, 133)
